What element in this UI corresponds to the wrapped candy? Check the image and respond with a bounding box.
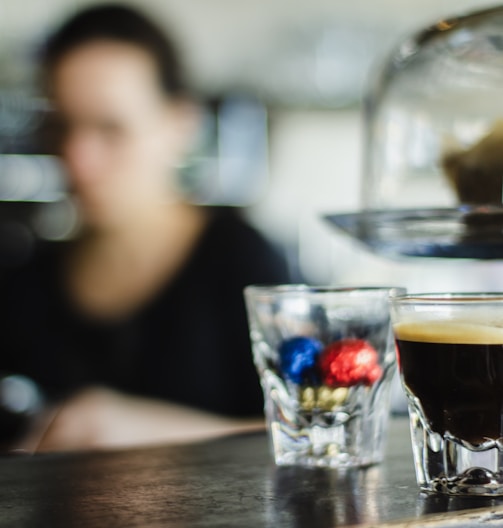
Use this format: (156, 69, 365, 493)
(279, 335, 383, 413)
(319, 338, 382, 387)
(278, 336, 322, 385)
(300, 386, 349, 411)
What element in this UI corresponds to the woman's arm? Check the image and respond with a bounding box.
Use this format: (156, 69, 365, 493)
(18, 387, 265, 452)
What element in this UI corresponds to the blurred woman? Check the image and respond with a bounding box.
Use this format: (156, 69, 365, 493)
(0, 4, 290, 451)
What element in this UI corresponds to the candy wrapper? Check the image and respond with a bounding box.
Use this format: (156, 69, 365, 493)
(319, 338, 382, 388)
(278, 336, 322, 385)
(279, 336, 383, 411)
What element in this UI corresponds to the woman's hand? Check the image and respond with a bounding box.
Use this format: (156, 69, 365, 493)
(18, 387, 264, 452)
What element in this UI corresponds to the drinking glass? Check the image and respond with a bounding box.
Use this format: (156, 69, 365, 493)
(244, 285, 403, 468)
(390, 293, 503, 495)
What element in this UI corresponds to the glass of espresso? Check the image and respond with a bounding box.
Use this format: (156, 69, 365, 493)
(390, 293, 503, 496)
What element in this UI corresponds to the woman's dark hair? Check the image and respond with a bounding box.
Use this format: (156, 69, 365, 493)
(40, 3, 187, 97)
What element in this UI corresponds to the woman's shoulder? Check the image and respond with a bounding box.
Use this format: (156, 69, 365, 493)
(204, 207, 268, 244)
(196, 206, 291, 284)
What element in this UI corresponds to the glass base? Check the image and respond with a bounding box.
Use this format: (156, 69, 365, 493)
(409, 404, 503, 496)
(265, 378, 392, 468)
(425, 469, 503, 496)
(269, 415, 386, 468)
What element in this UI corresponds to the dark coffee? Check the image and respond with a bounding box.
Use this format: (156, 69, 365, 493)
(395, 321, 503, 445)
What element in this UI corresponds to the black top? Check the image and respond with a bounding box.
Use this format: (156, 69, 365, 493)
(0, 207, 290, 417)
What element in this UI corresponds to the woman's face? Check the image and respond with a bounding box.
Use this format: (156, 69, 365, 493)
(49, 40, 194, 228)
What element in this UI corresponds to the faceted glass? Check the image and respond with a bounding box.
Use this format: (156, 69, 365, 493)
(390, 293, 503, 495)
(244, 285, 403, 468)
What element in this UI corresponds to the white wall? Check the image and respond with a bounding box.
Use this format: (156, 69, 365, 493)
(245, 108, 362, 283)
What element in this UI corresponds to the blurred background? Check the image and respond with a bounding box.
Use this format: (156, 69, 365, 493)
(0, 0, 496, 286)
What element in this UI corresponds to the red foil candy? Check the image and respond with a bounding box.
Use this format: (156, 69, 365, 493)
(319, 338, 382, 387)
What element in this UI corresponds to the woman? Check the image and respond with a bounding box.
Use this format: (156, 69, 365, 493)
(0, 4, 290, 451)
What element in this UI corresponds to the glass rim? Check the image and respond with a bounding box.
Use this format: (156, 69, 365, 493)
(244, 284, 405, 297)
(389, 292, 503, 305)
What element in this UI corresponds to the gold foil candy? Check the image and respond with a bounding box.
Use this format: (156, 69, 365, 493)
(316, 386, 334, 410)
(331, 387, 349, 406)
(300, 386, 349, 411)
(300, 387, 316, 411)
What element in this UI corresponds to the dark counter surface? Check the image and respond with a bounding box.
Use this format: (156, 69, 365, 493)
(1, 417, 503, 527)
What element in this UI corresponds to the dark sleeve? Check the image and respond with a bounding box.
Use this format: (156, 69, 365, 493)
(0, 253, 46, 377)
(0, 242, 100, 401)
(0, 245, 63, 394)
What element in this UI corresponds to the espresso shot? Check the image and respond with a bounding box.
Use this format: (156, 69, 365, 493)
(389, 293, 503, 496)
(395, 320, 503, 445)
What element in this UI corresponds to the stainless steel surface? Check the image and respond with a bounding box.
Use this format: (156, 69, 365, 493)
(325, 206, 503, 259)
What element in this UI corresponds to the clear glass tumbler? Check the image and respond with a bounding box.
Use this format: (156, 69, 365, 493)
(244, 285, 403, 468)
(390, 293, 503, 495)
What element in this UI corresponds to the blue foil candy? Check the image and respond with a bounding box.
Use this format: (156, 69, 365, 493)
(279, 336, 322, 385)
